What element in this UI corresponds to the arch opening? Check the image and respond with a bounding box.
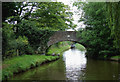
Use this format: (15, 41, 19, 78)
(46, 41, 87, 56)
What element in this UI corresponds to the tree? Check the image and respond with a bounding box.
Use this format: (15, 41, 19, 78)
(14, 2, 75, 52)
(2, 2, 36, 23)
(106, 2, 120, 50)
(75, 2, 119, 58)
(2, 2, 16, 22)
(31, 2, 74, 30)
(2, 2, 75, 30)
(16, 20, 54, 53)
(2, 2, 76, 58)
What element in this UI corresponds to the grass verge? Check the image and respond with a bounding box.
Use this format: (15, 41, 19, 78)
(75, 44, 86, 51)
(2, 42, 86, 80)
(110, 55, 120, 62)
(47, 43, 86, 55)
(47, 45, 70, 55)
(2, 55, 59, 80)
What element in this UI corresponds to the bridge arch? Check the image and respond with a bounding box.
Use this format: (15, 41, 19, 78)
(46, 31, 87, 52)
(47, 31, 79, 47)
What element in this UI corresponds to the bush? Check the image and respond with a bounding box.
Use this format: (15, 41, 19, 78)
(24, 45, 34, 55)
(99, 50, 114, 58)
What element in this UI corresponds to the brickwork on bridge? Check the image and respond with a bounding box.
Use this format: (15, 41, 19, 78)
(47, 31, 80, 47)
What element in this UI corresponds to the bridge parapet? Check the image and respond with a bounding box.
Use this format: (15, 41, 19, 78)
(47, 31, 79, 47)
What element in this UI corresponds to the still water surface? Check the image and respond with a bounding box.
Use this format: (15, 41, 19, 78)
(10, 49, 119, 80)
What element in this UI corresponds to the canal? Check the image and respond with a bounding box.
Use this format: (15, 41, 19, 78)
(10, 49, 119, 80)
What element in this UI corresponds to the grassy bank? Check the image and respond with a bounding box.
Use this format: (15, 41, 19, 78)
(2, 55, 59, 80)
(110, 55, 120, 62)
(47, 43, 86, 55)
(75, 44, 86, 51)
(47, 45, 70, 55)
(2, 42, 86, 80)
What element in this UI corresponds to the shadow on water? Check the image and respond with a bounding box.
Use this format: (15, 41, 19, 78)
(10, 49, 119, 80)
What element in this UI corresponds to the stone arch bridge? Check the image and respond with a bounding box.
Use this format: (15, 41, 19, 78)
(47, 31, 86, 48)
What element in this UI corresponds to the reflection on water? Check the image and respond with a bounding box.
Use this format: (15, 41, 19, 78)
(10, 49, 119, 80)
(63, 49, 87, 80)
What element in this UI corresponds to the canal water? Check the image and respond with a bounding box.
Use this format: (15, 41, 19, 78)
(10, 49, 119, 80)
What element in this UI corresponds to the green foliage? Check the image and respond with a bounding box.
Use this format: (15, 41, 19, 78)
(106, 2, 120, 50)
(75, 43, 86, 51)
(75, 2, 119, 59)
(2, 2, 16, 22)
(2, 23, 16, 58)
(2, 2, 37, 23)
(2, 2, 76, 59)
(2, 23, 34, 59)
(47, 41, 86, 56)
(111, 55, 120, 59)
(2, 55, 59, 80)
(15, 36, 34, 55)
(16, 19, 55, 52)
(31, 2, 74, 30)
(47, 42, 70, 55)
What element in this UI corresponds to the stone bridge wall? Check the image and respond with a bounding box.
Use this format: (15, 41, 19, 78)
(47, 31, 80, 47)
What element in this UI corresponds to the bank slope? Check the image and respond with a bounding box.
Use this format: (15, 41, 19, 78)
(2, 55, 59, 80)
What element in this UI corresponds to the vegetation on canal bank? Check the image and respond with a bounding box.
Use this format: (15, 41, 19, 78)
(2, 55, 59, 80)
(75, 2, 120, 59)
(2, 2, 120, 60)
(75, 44, 86, 51)
(47, 44, 70, 55)
(47, 41, 86, 55)
(2, 2, 75, 60)
(2, 41, 77, 80)
(110, 55, 120, 62)
(2, 2, 120, 80)
(2, 41, 74, 80)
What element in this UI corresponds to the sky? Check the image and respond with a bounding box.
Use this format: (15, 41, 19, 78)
(57, 0, 86, 31)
